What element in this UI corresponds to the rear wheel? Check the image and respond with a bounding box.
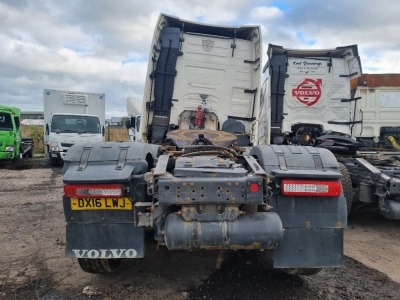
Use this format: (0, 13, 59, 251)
(27, 148, 33, 158)
(283, 268, 321, 276)
(78, 258, 121, 273)
(23, 148, 33, 158)
(339, 163, 353, 215)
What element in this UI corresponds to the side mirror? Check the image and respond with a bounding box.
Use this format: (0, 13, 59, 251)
(45, 124, 49, 135)
(126, 117, 136, 129)
(136, 116, 141, 130)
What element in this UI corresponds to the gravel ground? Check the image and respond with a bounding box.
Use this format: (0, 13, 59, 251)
(1, 159, 400, 299)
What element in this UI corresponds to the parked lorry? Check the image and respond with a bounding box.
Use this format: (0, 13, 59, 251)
(260, 45, 400, 219)
(258, 44, 362, 147)
(0, 104, 34, 164)
(126, 97, 141, 142)
(62, 14, 347, 275)
(351, 73, 400, 149)
(43, 89, 106, 165)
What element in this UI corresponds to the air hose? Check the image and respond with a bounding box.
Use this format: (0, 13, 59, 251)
(387, 135, 400, 151)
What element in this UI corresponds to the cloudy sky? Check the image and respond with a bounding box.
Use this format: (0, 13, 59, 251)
(1, 0, 399, 118)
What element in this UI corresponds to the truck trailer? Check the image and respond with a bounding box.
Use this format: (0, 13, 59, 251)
(62, 14, 347, 275)
(43, 89, 106, 165)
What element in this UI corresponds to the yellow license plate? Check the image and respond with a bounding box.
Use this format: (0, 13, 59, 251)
(70, 198, 132, 210)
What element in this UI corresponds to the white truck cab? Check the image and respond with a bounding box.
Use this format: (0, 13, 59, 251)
(44, 89, 105, 165)
(259, 44, 362, 147)
(351, 74, 400, 149)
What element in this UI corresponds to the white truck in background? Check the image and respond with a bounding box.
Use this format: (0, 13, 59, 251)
(260, 45, 400, 219)
(44, 89, 106, 165)
(258, 44, 362, 147)
(126, 97, 142, 142)
(351, 74, 400, 150)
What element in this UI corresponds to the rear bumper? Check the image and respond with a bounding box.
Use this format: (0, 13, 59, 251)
(61, 143, 346, 268)
(63, 195, 346, 268)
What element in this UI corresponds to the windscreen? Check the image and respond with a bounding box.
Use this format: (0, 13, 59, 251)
(0, 112, 13, 131)
(51, 115, 101, 134)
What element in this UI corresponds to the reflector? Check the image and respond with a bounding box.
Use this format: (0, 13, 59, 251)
(249, 182, 260, 193)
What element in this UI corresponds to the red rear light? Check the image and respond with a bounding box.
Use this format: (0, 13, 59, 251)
(281, 179, 341, 197)
(249, 182, 260, 193)
(64, 184, 124, 198)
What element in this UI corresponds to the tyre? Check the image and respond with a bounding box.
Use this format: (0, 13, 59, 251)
(27, 148, 33, 158)
(12, 152, 21, 167)
(49, 155, 59, 167)
(78, 258, 121, 274)
(23, 148, 33, 158)
(282, 268, 321, 276)
(338, 163, 353, 215)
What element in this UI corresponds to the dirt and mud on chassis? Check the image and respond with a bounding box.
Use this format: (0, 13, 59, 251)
(62, 142, 347, 275)
(339, 153, 400, 220)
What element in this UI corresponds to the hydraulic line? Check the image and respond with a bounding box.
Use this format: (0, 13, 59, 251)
(387, 135, 400, 151)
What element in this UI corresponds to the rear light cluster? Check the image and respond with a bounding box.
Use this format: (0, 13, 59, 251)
(281, 179, 341, 197)
(64, 184, 124, 198)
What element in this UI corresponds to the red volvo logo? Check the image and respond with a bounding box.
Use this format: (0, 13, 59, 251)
(292, 78, 322, 106)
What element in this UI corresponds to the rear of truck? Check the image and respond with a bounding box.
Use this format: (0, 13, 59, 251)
(62, 14, 347, 274)
(260, 45, 400, 220)
(259, 44, 362, 153)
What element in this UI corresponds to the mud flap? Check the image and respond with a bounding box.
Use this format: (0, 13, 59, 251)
(250, 145, 347, 268)
(63, 141, 161, 183)
(270, 194, 347, 268)
(273, 228, 344, 268)
(66, 223, 144, 259)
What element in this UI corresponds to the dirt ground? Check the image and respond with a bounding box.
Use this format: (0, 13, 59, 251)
(1, 160, 400, 299)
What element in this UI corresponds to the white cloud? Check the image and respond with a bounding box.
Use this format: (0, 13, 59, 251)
(0, 0, 399, 119)
(250, 6, 283, 21)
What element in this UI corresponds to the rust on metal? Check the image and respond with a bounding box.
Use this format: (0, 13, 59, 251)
(351, 73, 400, 89)
(228, 242, 263, 250)
(166, 129, 237, 147)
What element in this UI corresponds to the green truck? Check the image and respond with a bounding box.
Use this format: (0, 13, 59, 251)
(0, 104, 34, 163)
